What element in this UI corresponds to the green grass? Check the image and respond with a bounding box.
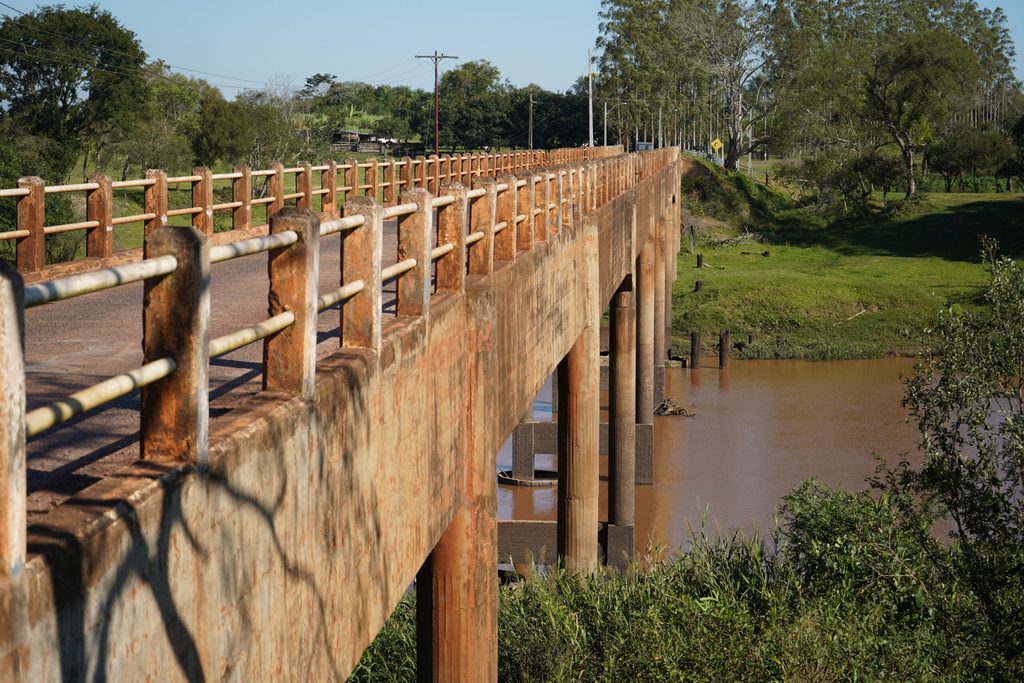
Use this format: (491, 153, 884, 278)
(674, 160, 1024, 359)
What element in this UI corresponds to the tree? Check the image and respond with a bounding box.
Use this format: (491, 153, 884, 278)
(864, 30, 980, 198)
(432, 60, 512, 151)
(0, 4, 148, 179)
(192, 91, 252, 166)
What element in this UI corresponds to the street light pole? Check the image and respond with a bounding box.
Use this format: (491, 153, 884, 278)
(415, 50, 458, 155)
(587, 49, 594, 147)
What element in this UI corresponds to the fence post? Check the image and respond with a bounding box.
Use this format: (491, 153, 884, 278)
(296, 162, 312, 211)
(494, 174, 517, 263)
(141, 225, 209, 464)
(192, 166, 214, 235)
(340, 197, 382, 350)
(382, 160, 396, 205)
(429, 155, 440, 194)
(230, 165, 251, 232)
(415, 156, 427, 188)
(16, 177, 45, 273)
(533, 174, 547, 243)
(0, 261, 25, 582)
(515, 175, 533, 253)
(366, 159, 378, 202)
(469, 177, 495, 276)
(145, 169, 168, 237)
(343, 158, 358, 203)
(399, 157, 413, 196)
(268, 162, 284, 219)
(264, 208, 319, 399)
(85, 172, 113, 259)
(436, 183, 467, 292)
(396, 188, 432, 319)
(321, 160, 338, 218)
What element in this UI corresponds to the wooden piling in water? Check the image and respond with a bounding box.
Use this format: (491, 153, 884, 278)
(690, 331, 701, 369)
(719, 329, 730, 369)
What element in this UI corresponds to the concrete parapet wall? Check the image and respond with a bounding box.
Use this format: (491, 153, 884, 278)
(1, 150, 680, 680)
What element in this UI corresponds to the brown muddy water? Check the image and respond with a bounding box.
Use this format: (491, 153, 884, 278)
(497, 358, 922, 550)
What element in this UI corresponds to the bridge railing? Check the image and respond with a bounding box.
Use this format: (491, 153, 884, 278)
(0, 145, 676, 590)
(0, 146, 624, 279)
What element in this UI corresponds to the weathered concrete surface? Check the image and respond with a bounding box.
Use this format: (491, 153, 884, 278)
(1, 150, 679, 681)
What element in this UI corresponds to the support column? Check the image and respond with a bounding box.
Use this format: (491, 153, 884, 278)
(635, 238, 655, 485)
(653, 214, 667, 407)
(417, 274, 498, 683)
(557, 215, 600, 572)
(607, 278, 635, 568)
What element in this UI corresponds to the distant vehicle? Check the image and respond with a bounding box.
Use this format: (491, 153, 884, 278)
(636, 141, 654, 151)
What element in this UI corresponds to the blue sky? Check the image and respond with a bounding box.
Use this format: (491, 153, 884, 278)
(1, 0, 1021, 97)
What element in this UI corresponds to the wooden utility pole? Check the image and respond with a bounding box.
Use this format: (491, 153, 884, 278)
(415, 51, 458, 155)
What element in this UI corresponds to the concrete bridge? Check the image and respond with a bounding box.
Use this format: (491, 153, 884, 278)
(0, 145, 682, 680)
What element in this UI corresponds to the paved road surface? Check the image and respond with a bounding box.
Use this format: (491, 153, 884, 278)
(25, 227, 403, 520)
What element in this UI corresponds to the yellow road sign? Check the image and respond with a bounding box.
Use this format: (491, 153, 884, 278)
(711, 138, 723, 152)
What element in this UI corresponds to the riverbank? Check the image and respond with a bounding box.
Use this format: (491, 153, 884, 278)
(672, 162, 1024, 360)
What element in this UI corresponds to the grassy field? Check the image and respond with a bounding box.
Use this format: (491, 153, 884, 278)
(674, 162, 1024, 359)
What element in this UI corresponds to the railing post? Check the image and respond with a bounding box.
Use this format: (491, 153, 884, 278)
(382, 160, 396, 205)
(399, 157, 413, 196)
(494, 174, 517, 263)
(340, 197, 382, 350)
(296, 162, 312, 211)
(469, 177, 495, 276)
(515, 175, 534, 253)
(231, 165, 251, 232)
(429, 155, 440, 195)
(366, 159, 379, 202)
(0, 261, 25, 581)
(142, 225, 209, 464)
(321, 160, 338, 218)
(192, 166, 214, 235)
(16, 177, 45, 273)
(415, 155, 427, 188)
(343, 158, 358, 203)
(397, 188, 433, 319)
(268, 162, 284, 219)
(436, 183, 467, 292)
(557, 213, 600, 573)
(85, 172, 113, 258)
(264, 208, 319, 399)
(533, 174, 547, 243)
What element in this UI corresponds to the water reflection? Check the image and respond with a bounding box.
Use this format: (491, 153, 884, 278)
(498, 358, 921, 550)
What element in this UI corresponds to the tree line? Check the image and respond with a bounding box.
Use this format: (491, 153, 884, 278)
(0, 4, 593, 190)
(595, 0, 1024, 200)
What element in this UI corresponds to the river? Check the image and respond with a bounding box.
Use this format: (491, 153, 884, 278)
(497, 358, 922, 550)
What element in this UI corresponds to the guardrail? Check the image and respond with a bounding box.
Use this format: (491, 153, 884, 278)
(0, 146, 624, 277)
(0, 147, 676, 592)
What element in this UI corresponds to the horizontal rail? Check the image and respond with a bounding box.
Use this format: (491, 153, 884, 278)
(166, 175, 203, 183)
(111, 178, 156, 189)
(465, 231, 485, 246)
(209, 311, 295, 358)
(495, 183, 509, 192)
(43, 220, 99, 235)
(44, 183, 99, 194)
(310, 189, 330, 196)
(250, 196, 277, 206)
(211, 172, 243, 180)
(25, 357, 176, 438)
(111, 213, 156, 225)
(310, 165, 330, 172)
(381, 203, 417, 220)
(0, 188, 30, 198)
(466, 188, 486, 199)
(250, 169, 277, 178)
(493, 221, 508, 234)
(282, 192, 304, 201)
(0, 229, 30, 240)
(209, 230, 298, 264)
(211, 201, 243, 211)
(24, 255, 179, 308)
(513, 214, 527, 224)
(320, 215, 365, 236)
(431, 196, 455, 208)
(166, 207, 203, 217)
(430, 243, 454, 260)
(515, 180, 527, 188)
(317, 280, 365, 311)
(381, 258, 416, 282)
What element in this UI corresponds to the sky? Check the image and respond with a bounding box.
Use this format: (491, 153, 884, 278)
(0, 0, 1021, 97)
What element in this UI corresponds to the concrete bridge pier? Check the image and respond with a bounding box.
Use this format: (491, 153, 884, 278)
(635, 237, 656, 485)
(556, 215, 601, 573)
(653, 209, 667, 407)
(606, 277, 636, 568)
